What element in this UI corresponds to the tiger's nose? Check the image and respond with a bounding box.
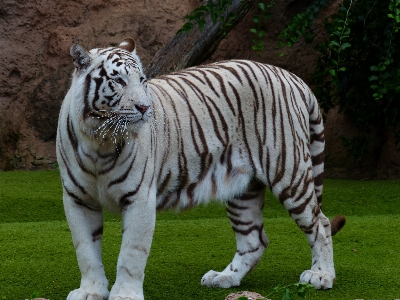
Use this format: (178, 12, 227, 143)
(135, 104, 150, 115)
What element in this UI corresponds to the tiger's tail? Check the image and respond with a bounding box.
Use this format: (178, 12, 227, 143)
(308, 93, 346, 236)
(330, 215, 346, 236)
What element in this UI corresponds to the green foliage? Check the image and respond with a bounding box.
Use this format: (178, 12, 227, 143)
(29, 292, 41, 299)
(176, 0, 239, 36)
(340, 135, 370, 162)
(265, 282, 315, 300)
(250, 1, 276, 51)
(311, 0, 400, 160)
(277, 0, 331, 49)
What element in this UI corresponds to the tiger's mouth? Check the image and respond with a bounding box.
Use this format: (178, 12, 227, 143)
(87, 108, 151, 142)
(89, 109, 147, 123)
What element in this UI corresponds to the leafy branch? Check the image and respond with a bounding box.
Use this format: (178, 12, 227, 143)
(278, 0, 332, 49)
(312, 0, 400, 160)
(249, 1, 276, 51)
(369, 0, 400, 100)
(327, 0, 352, 78)
(177, 0, 239, 36)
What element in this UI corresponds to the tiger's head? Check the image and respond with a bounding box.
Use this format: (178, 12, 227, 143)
(69, 38, 152, 140)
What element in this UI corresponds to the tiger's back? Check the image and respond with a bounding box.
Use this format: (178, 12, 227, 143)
(57, 38, 344, 300)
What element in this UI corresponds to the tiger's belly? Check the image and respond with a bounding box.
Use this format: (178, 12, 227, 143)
(155, 160, 255, 210)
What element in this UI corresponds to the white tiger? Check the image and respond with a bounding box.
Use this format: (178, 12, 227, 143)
(56, 38, 345, 300)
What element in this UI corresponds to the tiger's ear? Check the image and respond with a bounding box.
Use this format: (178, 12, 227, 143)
(118, 38, 136, 53)
(70, 44, 91, 70)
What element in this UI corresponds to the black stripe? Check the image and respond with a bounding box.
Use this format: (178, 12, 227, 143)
(263, 66, 278, 148)
(271, 80, 289, 187)
(238, 191, 261, 201)
(64, 187, 100, 211)
(226, 200, 248, 210)
(83, 74, 92, 119)
(92, 226, 103, 242)
(108, 152, 137, 188)
(232, 77, 255, 170)
(66, 115, 94, 176)
(207, 69, 236, 117)
(288, 191, 314, 215)
(58, 133, 86, 194)
(229, 217, 253, 226)
(226, 207, 240, 217)
(165, 77, 210, 154)
(118, 158, 148, 209)
(196, 69, 221, 98)
(62, 154, 86, 194)
(310, 132, 325, 143)
(98, 141, 125, 175)
(206, 95, 229, 144)
(92, 67, 108, 111)
(311, 151, 324, 166)
(203, 96, 225, 146)
(181, 69, 206, 85)
(232, 224, 267, 247)
(226, 144, 233, 175)
(213, 64, 243, 86)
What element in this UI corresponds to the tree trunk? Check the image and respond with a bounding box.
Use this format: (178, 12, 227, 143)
(144, 0, 255, 79)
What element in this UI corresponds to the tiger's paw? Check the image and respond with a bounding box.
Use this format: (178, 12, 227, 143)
(201, 270, 241, 288)
(109, 285, 144, 300)
(299, 270, 335, 290)
(67, 288, 109, 300)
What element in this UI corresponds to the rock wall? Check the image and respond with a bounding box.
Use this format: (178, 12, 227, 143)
(0, 0, 202, 170)
(0, 0, 399, 178)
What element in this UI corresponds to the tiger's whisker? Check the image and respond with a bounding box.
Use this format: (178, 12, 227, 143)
(96, 116, 118, 141)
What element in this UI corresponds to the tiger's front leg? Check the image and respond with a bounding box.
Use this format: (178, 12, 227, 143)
(109, 190, 156, 300)
(63, 194, 109, 300)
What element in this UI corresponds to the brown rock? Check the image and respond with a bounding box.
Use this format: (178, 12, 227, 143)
(0, 0, 200, 170)
(225, 291, 268, 300)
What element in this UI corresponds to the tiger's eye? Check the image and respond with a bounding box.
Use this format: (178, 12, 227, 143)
(115, 78, 126, 87)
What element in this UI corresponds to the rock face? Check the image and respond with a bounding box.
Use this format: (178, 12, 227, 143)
(0, 0, 399, 177)
(0, 0, 201, 170)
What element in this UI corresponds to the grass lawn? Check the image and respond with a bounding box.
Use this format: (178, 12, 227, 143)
(0, 170, 399, 299)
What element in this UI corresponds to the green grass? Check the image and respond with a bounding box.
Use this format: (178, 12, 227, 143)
(0, 170, 400, 299)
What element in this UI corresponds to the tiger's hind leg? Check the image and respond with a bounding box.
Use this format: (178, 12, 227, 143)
(298, 209, 335, 289)
(274, 172, 335, 290)
(201, 182, 268, 288)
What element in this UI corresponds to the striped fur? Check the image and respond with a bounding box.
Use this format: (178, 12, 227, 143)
(57, 38, 345, 300)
